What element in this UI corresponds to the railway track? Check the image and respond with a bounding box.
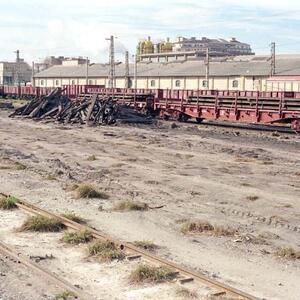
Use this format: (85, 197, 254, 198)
(184, 119, 298, 135)
(0, 241, 87, 299)
(0, 192, 259, 300)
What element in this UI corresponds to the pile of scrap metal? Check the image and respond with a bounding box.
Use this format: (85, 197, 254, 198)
(9, 88, 154, 125)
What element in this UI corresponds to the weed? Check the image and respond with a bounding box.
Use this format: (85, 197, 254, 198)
(88, 240, 125, 262)
(113, 200, 148, 211)
(62, 230, 93, 245)
(55, 291, 74, 300)
(19, 216, 65, 232)
(133, 240, 158, 251)
(275, 247, 300, 260)
(87, 155, 97, 161)
(129, 264, 177, 284)
(246, 195, 259, 201)
(0, 196, 19, 210)
(175, 287, 198, 299)
(61, 213, 87, 224)
(74, 184, 109, 199)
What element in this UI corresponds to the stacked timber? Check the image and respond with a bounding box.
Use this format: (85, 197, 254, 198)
(9, 89, 153, 125)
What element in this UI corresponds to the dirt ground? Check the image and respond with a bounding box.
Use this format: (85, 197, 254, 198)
(0, 109, 299, 300)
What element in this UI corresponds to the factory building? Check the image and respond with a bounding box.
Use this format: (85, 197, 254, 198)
(34, 54, 300, 92)
(0, 57, 32, 86)
(137, 36, 254, 63)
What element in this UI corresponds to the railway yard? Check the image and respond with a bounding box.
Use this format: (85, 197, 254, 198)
(0, 101, 299, 300)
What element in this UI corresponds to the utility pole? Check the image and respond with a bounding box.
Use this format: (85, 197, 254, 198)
(106, 35, 115, 88)
(32, 61, 35, 87)
(133, 54, 137, 90)
(86, 57, 89, 85)
(14, 50, 20, 87)
(205, 48, 210, 90)
(125, 51, 129, 88)
(270, 42, 276, 76)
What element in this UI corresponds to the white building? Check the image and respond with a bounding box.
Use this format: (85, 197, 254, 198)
(33, 54, 300, 92)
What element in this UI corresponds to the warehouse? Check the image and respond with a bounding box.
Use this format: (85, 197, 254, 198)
(34, 54, 300, 92)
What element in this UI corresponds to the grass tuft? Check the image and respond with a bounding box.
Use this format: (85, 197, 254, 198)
(15, 162, 27, 170)
(129, 264, 177, 284)
(181, 220, 236, 236)
(113, 200, 148, 211)
(87, 155, 97, 161)
(55, 290, 74, 300)
(175, 287, 198, 299)
(46, 174, 56, 181)
(61, 213, 87, 224)
(133, 240, 158, 251)
(0, 196, 19, 210)
(19, 216, 65, 232)
(74, 184, 109, 199)
(88, 240, 125, 262)
(62, 230, 93, 245)
(275, 247, 300, 260)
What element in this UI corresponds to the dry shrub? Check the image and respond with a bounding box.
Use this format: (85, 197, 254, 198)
(181, 220, 236, 236)
(62, 230, 93, 245)
(74, 184, 109, 199)
(133, 240, 158, 251)
(61, 213, 87, 224)
(20, 216, 65, 232)
(88, 240, 125, 262)
(113, 200, 148, 211)
(275, 247, 300, 260)
(175, 287, 198, 299)
(129, 264, 177, 284)
(0, 196, 19, 210)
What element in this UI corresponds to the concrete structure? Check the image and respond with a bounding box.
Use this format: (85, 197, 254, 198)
(0, 60, 32, 85)
(33, 54, 300, 92)
(138, 36, 254, 63)
(34, 56, 89, 73)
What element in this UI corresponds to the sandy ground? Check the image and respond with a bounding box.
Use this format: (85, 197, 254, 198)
(0, 109, 299, 300)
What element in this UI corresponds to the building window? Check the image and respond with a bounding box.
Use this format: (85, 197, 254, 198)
(202, 80, 208, 88)
(55, 80, 59, 86)
(128, 79, 133, 88)
(41, 80, 44, 86)
(175, 80, 181, 87)
(150, 80, 155, 87)
(232, 80, 239, 88)
(88, 79, 93, 85)
(71, 80, 76, 85)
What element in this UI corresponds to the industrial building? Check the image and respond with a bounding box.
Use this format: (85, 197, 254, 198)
(0, 51, 32, 85)
(137, 36, 254, 63)
(34, 54, 300, 92)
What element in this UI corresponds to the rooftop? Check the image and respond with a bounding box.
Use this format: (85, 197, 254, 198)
(34, 54, 300, 78)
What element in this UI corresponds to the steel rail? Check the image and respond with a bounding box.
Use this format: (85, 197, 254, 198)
(0, 192, 259, 300)
(0, 240, 88, 300)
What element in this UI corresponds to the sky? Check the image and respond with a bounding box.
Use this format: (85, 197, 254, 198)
(1, 0, 300, 64)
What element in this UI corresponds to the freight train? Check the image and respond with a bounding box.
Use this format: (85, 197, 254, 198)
(1, 84, 300, 132)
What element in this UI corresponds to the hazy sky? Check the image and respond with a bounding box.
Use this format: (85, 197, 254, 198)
(1, 0, 300, 63)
